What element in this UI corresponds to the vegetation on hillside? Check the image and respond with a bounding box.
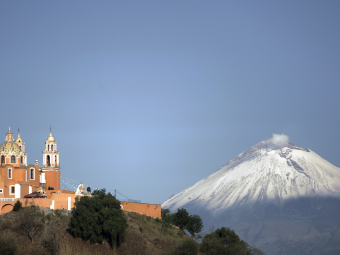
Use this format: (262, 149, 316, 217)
(0, 203, 196, 254)
(200, 227, 265, 255)
(162, 208, 203, 238)
(0, 196, 264, 254)
(162, 208, 265, 254)
(12, 200, 22, 212)
(0, 205, 69, 255)
(69, 189, 127, 248)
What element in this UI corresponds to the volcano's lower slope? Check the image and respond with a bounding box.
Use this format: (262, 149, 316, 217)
(162, 140, 340, 254)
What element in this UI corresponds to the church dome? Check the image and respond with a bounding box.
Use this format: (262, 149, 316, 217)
(15, 132, 22, 143)
(0, 127, 21, 156)
(47, 131, 55, 141)
(0, 140, 21, 155)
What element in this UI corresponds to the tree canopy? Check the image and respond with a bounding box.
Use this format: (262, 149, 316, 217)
(69, 189, 128, 248)
(163, 208, 203, 238)
(186, 214, 203, 238)
(172, 208, 189, 230)
(200, 227, 265, 255)
(161, 208, 173, 224)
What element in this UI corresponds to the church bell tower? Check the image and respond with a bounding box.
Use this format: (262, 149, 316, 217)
(41, 130, 60, 190)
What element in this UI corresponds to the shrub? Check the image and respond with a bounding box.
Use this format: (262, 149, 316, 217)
(43, 208, 68, 255)
(69, 188, 128, 248)
(200, 227, 266, 255)
(1, 218, 10, 230)
(43, 233, 59, 255)
(0, 236, 17, 255)
(19, 206, 45, 243)
(12, 200, 22, 211)
(172, 239, 198, 255)
(54, 209, 63, 217)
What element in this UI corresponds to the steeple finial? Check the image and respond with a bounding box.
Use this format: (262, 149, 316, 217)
(15, 128, 22, 143)
(47, 128, 55, 141)
(6, 126, 13, 141)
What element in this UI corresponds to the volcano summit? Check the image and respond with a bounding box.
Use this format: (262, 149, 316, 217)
(162, 135, 340, 254)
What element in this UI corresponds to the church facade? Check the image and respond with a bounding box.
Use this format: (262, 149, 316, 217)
(0, 127, 59, 199)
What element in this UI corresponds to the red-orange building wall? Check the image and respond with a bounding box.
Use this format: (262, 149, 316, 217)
(121, 201, 161, 219)
(0, 164, 41, 198)
(0, 195, 162, 220)
(43, 170, 60, 191)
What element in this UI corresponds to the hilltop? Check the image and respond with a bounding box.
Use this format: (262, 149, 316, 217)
(0, 207, 192, 255)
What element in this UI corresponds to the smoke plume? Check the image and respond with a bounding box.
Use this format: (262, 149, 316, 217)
(268, 133, 289, 146)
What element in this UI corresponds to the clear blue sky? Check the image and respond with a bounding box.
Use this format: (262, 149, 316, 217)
(1, 1, 339, 204)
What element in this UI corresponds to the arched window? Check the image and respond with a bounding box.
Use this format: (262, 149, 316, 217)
(55, 155, 58, 166)
(11, 156, 15, 163)
(1, 156, 4, 164)
(47, 155, 50, 166)
(48, 145, 50, 151)
(8, 168, 12, 179)
(30, 168, 34, 180)
(51, 145, 53, 151)
(20, 156, 23, 164)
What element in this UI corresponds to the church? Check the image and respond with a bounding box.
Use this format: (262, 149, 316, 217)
(0, 127, 161, 218)
(0, 127, 60, 199)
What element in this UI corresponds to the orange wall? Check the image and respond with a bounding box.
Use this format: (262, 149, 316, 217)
(0, 165, 41, 198)
(59, 190, 76, 194)
(120, 201, 161, 219)
(44, 170, 60, 191)
(21, 198, 51, 208)
(0, 196, 162, 220)
(50, 193, 77, 210)
(1, 204, 13, 213)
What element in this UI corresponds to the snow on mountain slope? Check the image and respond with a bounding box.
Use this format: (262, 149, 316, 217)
(162, 140, 340, 214)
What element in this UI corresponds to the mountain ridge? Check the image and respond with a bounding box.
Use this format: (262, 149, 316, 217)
(163, 140, 340, 214)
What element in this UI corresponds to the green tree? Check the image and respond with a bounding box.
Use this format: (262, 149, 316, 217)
(186, 214, 203, 238)
(164, 208, 204, 237)
(200, 227, 265, 255)
(12, 200, 22, 211)
(69, 188, 128, 248)
(161, 208, 173, 223)
(172, 208, 189, 230)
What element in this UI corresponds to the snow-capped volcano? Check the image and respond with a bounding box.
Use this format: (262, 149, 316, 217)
(162, 138, 340, 254)
(163, 140, 340, 213)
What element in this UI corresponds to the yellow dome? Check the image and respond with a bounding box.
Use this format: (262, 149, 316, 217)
(15, 132, 22, 143)
(47, 131, 55, 141)
(0, 141, 21, 155)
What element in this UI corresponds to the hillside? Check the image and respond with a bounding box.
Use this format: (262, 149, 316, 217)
(0, 207, 192, 255)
